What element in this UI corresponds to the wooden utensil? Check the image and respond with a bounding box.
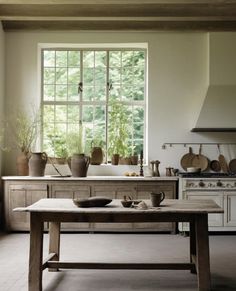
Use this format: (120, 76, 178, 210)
(229, 159, 236, 174)
(180, 147, 195, 171)
(218, 144, 229, 173)
(191, 144, 209, 172)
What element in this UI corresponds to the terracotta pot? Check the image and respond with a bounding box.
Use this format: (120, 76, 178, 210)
(69, 153, 90, 177)
(90, 147, 103, 165)
(111, 154, 120, 165)
(119, 157, 132, 165)
(16, 152, 29, 176)
(130, 155, 138, 165)
(29, 152, 48, 177)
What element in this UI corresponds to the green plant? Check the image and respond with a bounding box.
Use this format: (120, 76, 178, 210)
(10, 110, 39, 154)
(66, 122, 86, 156)
(108, 101, 131, 158)
(47, 133, 68, 158)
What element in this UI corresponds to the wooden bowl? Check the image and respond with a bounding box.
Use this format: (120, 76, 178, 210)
(121, 200, 133, 208)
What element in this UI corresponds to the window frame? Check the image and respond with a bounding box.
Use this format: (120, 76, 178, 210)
(40, 46, 147, 163)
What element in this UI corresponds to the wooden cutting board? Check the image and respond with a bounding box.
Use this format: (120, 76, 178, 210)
(180, 147, 195, 171)
(218, 154, 229, 173)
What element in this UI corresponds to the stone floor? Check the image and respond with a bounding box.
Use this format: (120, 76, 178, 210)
(0, 232, 236, 291)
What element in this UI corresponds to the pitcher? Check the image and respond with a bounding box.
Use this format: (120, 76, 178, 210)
(29, 152, 48, 176)
(69, 153, 90, 177)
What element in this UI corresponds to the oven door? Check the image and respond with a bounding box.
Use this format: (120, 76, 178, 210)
(180, 191, 224, 231)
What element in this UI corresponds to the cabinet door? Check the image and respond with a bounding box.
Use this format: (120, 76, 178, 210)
(91, 184, 135, 230)
(224, 193, 236, 226)
(134, 183, 175, 232)
(8, 184, 48, 231)
(51, 184, 91, 230)
(186, 191, 224, 227)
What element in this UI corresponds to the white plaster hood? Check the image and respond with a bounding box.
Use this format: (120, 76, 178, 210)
(191, 85, 236, 132)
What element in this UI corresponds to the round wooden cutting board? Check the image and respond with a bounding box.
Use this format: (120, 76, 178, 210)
(180, 147, 195, 171)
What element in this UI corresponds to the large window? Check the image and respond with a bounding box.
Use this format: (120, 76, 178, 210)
(41, 48, 146, 162)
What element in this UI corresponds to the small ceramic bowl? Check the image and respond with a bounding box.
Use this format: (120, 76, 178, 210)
(187, 167, 201, 173)
(121, 200, 133, 208)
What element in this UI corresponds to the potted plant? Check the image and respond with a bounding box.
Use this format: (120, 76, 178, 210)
(8, 110, 39, 175)
(108, 101, 131, 165)
(66, 122, 90, 177)
(90, 135, 105, 165)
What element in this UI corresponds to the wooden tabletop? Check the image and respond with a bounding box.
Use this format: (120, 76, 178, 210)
(14, 198, 223, 214)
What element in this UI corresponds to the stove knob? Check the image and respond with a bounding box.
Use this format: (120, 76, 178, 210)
(217, 181, 223, 187)
(199, 180, 205, 187)
(226, 183, 232, 188)
(208, 183, 212, 187)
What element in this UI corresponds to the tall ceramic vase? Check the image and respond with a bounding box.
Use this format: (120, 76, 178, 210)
(69, 153, 90, 177)
(16, 152, 29, 176)
(29, 152, 48, 176)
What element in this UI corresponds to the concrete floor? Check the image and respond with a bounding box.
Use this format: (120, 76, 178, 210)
(0, 232, 236, 291)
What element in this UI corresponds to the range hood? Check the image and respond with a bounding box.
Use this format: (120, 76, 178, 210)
(191, 85, 236, 132)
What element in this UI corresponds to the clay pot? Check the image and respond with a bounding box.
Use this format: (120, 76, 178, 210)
(111, 154, 120, 165)
(90, 147, 103, 165)
(69, 153, 90, 177)
(29, 152, 48, 177)
(130, 155, 138, 165)
(16, 152, 29, 176)
(119, 157, 132, 165)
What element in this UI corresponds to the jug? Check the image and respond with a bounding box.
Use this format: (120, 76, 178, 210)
(69, 154, 90, 177)
(29, 152, 48, 176)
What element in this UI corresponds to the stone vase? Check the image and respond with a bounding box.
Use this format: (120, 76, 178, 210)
(90, 147, 103, 165)
(29, 152, 48, 177)
(70, 153, 90, 177)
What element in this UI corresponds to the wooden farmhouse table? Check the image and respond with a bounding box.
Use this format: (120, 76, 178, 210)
(14, 198, 223, 291)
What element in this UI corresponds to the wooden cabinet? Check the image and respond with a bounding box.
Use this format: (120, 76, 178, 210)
(4, 182, 48, 231)
(3, 178, 177, 232)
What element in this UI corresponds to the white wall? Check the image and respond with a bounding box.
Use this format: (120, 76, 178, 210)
(4, 31, 236, 176)
(0, 22, 5, 176)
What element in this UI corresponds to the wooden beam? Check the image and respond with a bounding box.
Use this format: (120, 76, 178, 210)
(3, 20, 236, 31)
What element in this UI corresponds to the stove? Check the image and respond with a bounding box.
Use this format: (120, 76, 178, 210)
(179, 172, 236, 190)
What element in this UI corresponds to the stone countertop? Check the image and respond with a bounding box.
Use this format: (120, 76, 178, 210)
(1, 175, 179, 181)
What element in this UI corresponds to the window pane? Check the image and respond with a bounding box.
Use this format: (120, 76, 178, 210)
(44, 68, 55, 84)
(44, 50, 55, 67)
(109, 51, 121, 67)
(83, 86, 94, 101)
(56, 85, 67, 101)
(134, 51, 145, 66)
(94, 86, 106, 101)
(68, 51, 80, 67)
(95, 67, 106, 86)
(109, 67, 121, 84)
(43, 105, 54, 123)
(121, 87, 133, 101)
(68, 85, 79, 101)
(55, 105, 67, 122)
(56, 51, 67, 67)
(133, 86, 144, 101)
(83, 51, 94, 68)
(44, 85, 55, 101)
(122, 67, 133, 84)
(83, 105, 93, 123)
(56, 68, 67, 84)
(68, 68, 80, 84)
(133, 106, 144, 122)
(122, 51, 133, 67)
(68, 105, 79, 122)
(109, 85, 121, 101)
(95, 51, 106, 67)
(133, 123, 143, 139)
(95, 106, 105, 122)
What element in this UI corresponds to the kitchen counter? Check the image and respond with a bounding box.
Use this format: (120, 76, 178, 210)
(2, 176, 178, 232)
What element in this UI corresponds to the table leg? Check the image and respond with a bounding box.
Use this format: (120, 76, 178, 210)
(49, 221, 61, 272)
(29, 213, 44, 291)
(189, 221, 197, 274)
(195, 214, 211, 291)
